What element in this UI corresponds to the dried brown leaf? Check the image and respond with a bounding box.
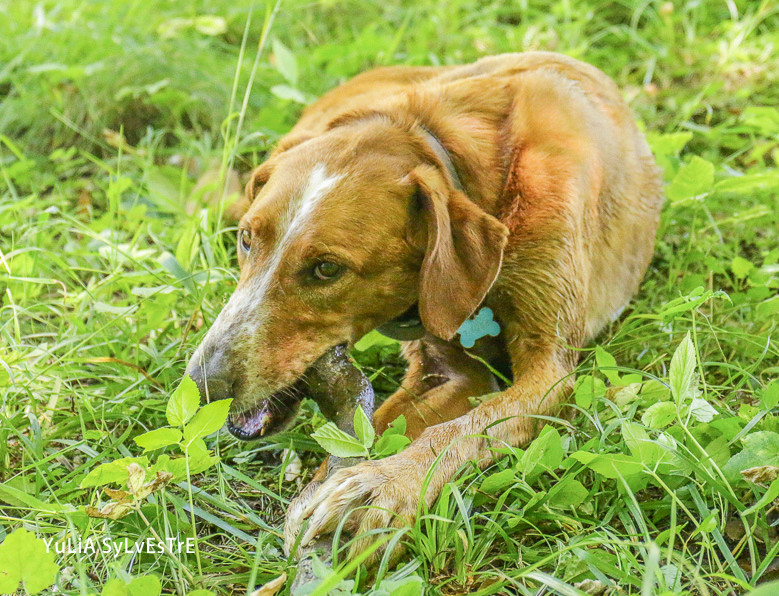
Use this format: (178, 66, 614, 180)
(250, 573, 287, 596)
(741, 465, 779, 485)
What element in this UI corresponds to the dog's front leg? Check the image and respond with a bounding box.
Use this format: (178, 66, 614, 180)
(298, 346, 573, 565)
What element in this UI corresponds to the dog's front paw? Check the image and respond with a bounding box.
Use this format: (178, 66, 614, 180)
(284, 478, 322, 556)
(299, 456, 424, 562)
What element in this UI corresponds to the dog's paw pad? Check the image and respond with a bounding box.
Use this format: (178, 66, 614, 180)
(457, 307, 500, 348)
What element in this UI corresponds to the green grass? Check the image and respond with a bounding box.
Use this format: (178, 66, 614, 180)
(1, 0, 778, 594)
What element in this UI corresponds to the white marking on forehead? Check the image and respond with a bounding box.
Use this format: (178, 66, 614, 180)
(217, 164, 343, 327)
(286, 163, 343, 238)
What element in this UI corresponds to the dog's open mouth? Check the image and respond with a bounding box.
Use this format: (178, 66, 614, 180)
(226, 376, 308, 440)
(224, 343, 360, 441)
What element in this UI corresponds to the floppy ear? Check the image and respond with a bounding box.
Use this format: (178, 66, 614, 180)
(228, 162, 273, 220)
(245, 162, 274, 202)
(410, 165, 509, 340)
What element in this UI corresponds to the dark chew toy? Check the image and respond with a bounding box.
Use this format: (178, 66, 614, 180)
(290, 344, 375, 593)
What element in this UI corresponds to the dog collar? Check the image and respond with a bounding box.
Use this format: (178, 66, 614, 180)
(376, 304, 426, 341)
(419, 126, 464, 192)
(376, 304, 501, 347)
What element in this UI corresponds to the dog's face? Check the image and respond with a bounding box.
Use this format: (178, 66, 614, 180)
(186, 121, 508, 439)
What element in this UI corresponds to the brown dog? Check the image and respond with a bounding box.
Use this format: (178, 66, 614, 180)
(186, 52, 663, 560)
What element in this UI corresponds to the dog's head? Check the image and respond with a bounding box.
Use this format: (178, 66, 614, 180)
(186, 118, 508, 439)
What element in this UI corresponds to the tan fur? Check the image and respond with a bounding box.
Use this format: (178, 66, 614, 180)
(186, 52, 663, 563)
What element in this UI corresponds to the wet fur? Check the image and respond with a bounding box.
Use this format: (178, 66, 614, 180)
(189, 52, 664, 562)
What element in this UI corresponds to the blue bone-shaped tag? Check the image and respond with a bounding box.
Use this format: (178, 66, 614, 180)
(457, 307, 500, 348)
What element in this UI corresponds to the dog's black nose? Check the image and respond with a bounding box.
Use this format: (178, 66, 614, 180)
(186, 356, 232, 403)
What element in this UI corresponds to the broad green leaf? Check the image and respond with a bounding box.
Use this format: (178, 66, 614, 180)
(311, 422, 368, 458)
(0, 528, 59, 595)
(354, 406, 375, 449)
(641, 401, 676, 429)
(166, 375, 200, 426)
(182, 398, 232, 443)
(613, 382, 642, 408)
(640, 380, 670, 402)
(524, 490, 547, 511)
(742, 478, 779, 515)
(688, 397, 718, 423)
(547, 477, 588, 508)
(622, 422, 665, 465)
(353, 329, 400, 351)
(595, 346, 620, 385)
(646, 131, 692, 157)
(693, 511, 719, 536)
(186, 591, 217, 596)
(667, 156, 714, 203)
(669, 332, 696, 403)
(102, 578, 128, 596)
(270, 84, 307, 104)
(127, 575, 161, 596)
(153, 455, 189, 482)
(661, 563, 682, 591)
(185, 438, 219, 475)
(373, 434, 410, 458)
(723, 431, 779, 483)
(272, 38, 298, 85)
(373, 415, 410, 457)
(741, 106, 779, 134)
(574, 375, 606, 408)
(715, 173, 779, 194)
(760, 379, 779, 410)
(387, 576, 424, 596)
(730, 256, 754, 279)
(80, 457, 149, 488)
(479, 469, 516, 494)
(749, 581, 779, 596)
(757, 295, 779, 318)
(384, 415, 406, 436)
(571, 451, 644, 479)
(520, 426, 563, 481)
(134, 427, 182, 451)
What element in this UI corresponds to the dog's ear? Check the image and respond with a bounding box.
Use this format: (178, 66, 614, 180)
(410, 165, 509, 340)
(226, 163, 272, 221)
(245, 162, 274, 203)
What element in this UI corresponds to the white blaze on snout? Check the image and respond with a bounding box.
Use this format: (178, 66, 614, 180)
(194, 163, 344, 364)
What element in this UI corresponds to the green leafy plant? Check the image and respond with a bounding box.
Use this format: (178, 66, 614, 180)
(311, 410, 410, 459)
(0, 529, 59, 595)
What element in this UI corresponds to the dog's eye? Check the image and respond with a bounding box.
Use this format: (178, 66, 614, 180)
(239, 229, 252, 252)
(313, 261, 344, 281)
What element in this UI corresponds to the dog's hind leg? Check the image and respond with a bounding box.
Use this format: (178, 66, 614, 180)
(373, 337, 499, 439)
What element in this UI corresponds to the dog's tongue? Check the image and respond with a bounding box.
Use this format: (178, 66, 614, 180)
(227, 402, 273, 439)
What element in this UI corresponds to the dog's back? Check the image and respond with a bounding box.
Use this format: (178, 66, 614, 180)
(285, 52, 663, 342)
